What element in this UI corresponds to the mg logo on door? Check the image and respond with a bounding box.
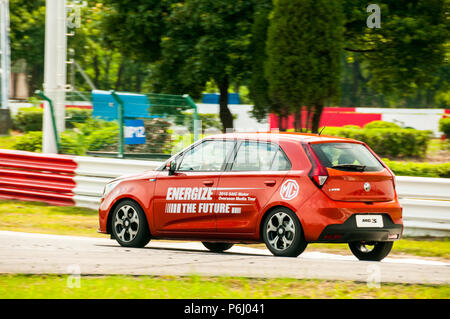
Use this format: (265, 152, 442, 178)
(280, 179, 299, 200)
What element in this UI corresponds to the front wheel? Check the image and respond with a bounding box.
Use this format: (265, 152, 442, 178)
(202, 242, 234, 253)
(111, 200, 151, 248)
(348, 241, 393, 261)
(262, 208, 307, 257)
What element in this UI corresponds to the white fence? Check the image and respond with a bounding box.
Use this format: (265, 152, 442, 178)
(72, 157, 450, 237)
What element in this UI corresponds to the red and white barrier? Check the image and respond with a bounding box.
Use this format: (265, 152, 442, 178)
(0, 149, 77, 206)
(0, 149, 161, 209)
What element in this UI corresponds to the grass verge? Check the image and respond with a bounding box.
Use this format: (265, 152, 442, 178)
(0, 200, 103, 238)
(0, 274, 448, 299)
(0, 200, 448, 259)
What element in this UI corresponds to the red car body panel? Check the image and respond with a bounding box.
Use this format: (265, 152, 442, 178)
(98, 132, 403, 244)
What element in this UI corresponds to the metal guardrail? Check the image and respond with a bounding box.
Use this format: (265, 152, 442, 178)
(395, 176, 450, 237)
(72, 156, 161, 208)
(396, 176, 450, 200)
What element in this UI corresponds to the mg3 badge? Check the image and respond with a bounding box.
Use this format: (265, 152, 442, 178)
(364, 182, 371, 192)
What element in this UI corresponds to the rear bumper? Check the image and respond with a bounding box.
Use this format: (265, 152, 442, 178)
(314, 214, 403, 243)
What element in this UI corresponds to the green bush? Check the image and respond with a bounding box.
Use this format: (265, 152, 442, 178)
(12, 131, 85, 154)
(342, 125, 361, 129)
(12, 119, 119, 155)
(69, 119, 119, 153)
(383, 159, 450, 178)
(364, 120, 401, 129)
(13, 107, 93, 132)
(13, 107, 43, 132)
(85, 125, 118, 152)
(439, 117, 450, 137)
(12, 131, 43, 152)
(323, 126, 432, 158)
(65, 108, 92, 128)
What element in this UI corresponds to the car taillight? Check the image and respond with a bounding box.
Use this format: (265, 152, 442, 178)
(302, 143, 328, 188)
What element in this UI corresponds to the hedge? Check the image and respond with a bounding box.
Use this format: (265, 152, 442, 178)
(13, 107, 43, 132)
(13, 107, 93, 132)
(12, 119, 118, 155)
(12, 117, 174, 156)
(363, 120, 401, 129)
(322, 125, 432, 158)
(383, 159, 450, 178)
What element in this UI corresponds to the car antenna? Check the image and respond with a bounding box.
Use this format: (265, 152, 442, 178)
(318, 126, 326, 136)
(318, 111, 341, 136)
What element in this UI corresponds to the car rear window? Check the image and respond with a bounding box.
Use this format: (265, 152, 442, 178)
(310, 143, 384, 172)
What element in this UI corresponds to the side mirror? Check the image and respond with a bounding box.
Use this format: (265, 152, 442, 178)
(166, 160, 177, 176)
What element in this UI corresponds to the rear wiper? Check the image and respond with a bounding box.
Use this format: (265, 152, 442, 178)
(331, 164, 366, 171)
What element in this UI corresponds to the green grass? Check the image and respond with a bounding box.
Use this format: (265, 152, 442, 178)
(0, 200, 103, 237)
(0, 274, 448, 299)
(0, 200, 449, 259)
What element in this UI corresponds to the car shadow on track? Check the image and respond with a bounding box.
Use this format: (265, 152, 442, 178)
(95, 244, 269, 257)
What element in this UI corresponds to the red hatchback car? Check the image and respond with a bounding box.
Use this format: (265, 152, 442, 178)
(98, 132, 403, 261)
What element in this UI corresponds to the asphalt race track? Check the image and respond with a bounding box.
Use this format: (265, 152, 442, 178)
(0, 231, 448, 285)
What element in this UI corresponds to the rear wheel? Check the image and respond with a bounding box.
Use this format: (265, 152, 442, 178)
(202, 242, 234, 253)
(262, 208, 307, 257)
(111, 200, 151, 248)
(348, 241, 393, 261)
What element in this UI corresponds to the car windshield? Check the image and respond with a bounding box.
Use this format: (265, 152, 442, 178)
(310, 142, 384, 172)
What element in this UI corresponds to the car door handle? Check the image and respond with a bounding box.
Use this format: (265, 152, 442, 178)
(203, 180, 214, 186)
(264, 180, 276, 186)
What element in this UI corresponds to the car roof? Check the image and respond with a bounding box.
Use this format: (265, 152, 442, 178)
(206, 132, 361, 144)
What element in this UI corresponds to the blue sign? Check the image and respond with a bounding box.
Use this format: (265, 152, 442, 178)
(92, 90, 156, 121)
(202, 93, 240, 104)
(124, 119, 146, 145)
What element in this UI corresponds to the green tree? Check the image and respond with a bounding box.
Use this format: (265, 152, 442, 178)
(102, 0, 175, 63)
(69, 2, 153, 92)
(156, 0, 255, 131)
(343, 0, 448, 104)
(103, 0, 256, 131)
(248, 0, 272, 122)
(9, 0, 46, 93)
(265, 0, 344, 132)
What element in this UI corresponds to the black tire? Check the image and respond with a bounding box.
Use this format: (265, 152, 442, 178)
(262, 207, 307, 257)
(348, 241, 393, 261)
(202, 242, 234, 253)
(111, 200, 151, 248)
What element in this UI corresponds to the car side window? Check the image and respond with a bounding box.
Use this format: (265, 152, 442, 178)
(271, 149, 291, 170)
(178, 140, 235, 171)
(231, 141, 287, 171)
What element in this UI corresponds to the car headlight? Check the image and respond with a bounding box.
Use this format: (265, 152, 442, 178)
(103, 180, 121, 198)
